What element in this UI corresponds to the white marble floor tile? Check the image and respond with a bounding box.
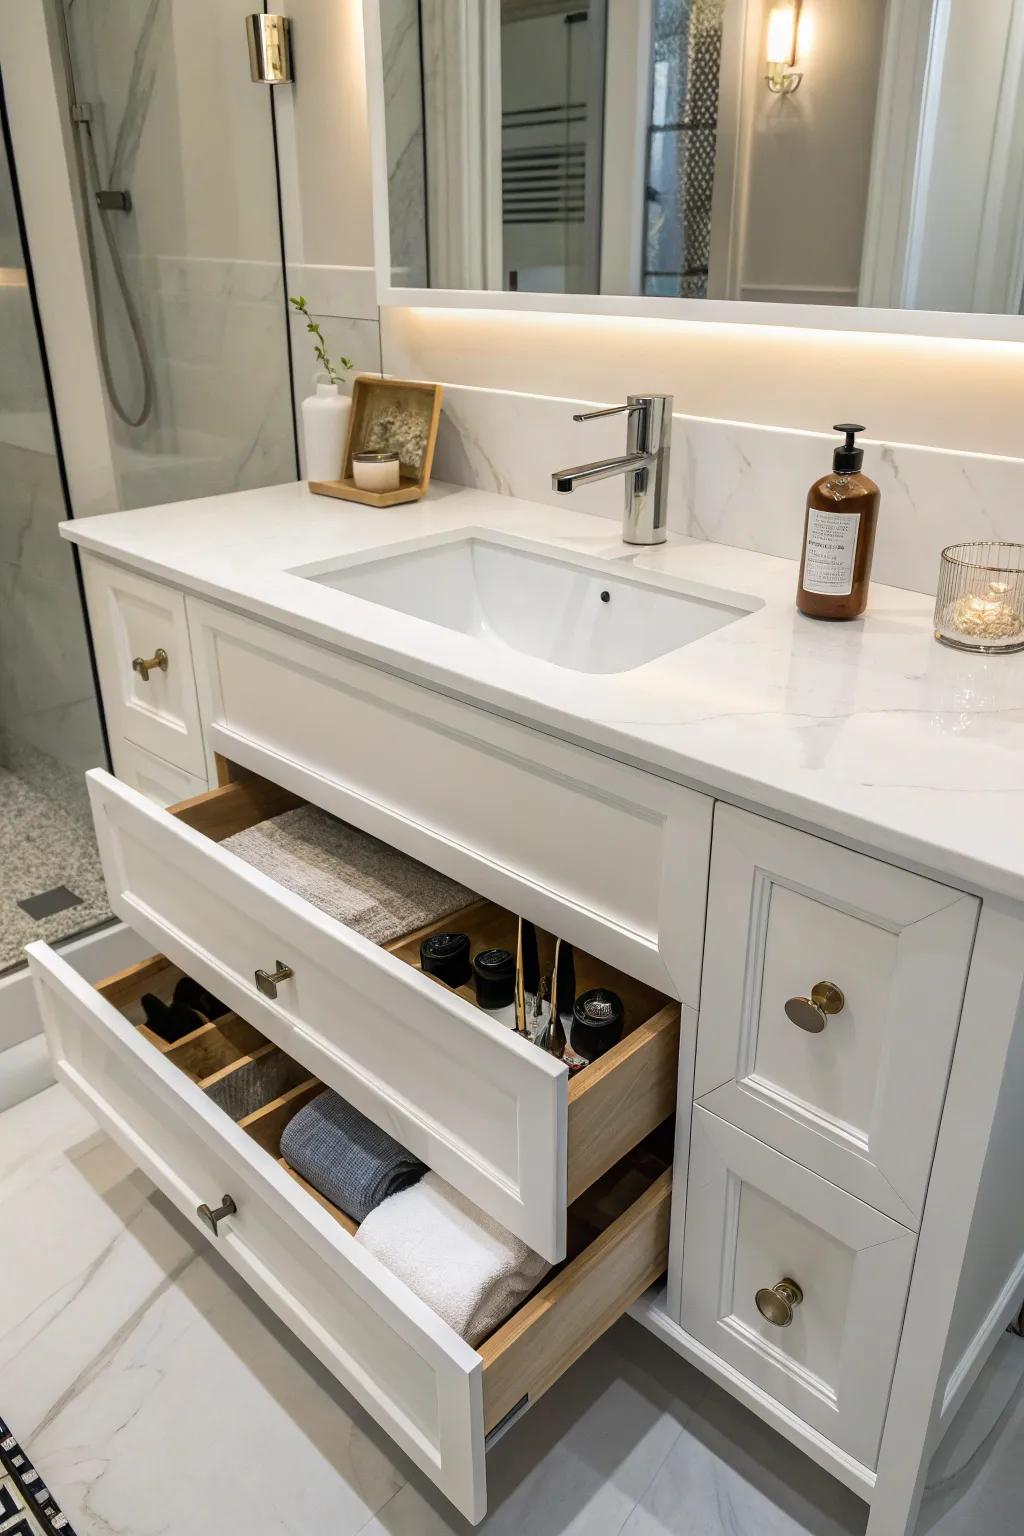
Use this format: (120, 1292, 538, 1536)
(0, 1086, 406, 1536)
(359, 1323, 696, 1536)
(920, 1362, 1024, 1535)
(618, 1375, 869, 1536)
(2, 1086, 1023, 1536)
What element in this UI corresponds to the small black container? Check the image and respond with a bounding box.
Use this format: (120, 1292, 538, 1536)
(571, 988, 624, 1061)
(420, 932, 471, 988)
(472, 947, 516, 1010)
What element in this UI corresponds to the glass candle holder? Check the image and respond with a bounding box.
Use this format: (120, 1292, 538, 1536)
(934, 542, 1024, 654)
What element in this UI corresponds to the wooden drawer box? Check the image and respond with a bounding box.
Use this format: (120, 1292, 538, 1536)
(85, 766, 682, 1262)
(694, 805, 978, 1224)
(186, 597, 711, 1003)
(28, 942, 670, 1524)
(679, 1107, 917, 1468)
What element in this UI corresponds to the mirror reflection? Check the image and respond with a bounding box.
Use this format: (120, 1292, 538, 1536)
(379, 0, 1024, 315)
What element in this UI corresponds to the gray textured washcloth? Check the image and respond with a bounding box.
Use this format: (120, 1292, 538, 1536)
(280, 1088, 427, 1223)
(221, 805, 475, 946)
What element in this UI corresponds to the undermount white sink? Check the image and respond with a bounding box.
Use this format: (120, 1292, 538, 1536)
(296, 531, 756, 675)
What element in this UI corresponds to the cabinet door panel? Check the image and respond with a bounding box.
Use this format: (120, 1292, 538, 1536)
(82, 556, 205, 775)
(680, 1108, 916, 1468)
(695, 805, 978, 1223)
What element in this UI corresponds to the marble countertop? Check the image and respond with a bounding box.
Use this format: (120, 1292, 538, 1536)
(62, 480, 1024, 902)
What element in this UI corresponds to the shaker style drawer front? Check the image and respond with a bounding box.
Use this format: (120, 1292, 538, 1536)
(28, 942, 671, 1525)
(82, 556, 205, 776)
(111, 738, 209, 807)
(85, 768, 680, 1262)
(694, 805, 978, 1224)
(187, 598, 710, 1003)
(679, 1108, 916, 1468)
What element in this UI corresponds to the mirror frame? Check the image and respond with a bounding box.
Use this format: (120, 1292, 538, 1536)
(362, 0, 1024, 344)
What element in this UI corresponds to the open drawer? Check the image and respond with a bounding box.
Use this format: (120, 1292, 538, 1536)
(85, 767, 682, 1260)
(28, 942, 671, 1524)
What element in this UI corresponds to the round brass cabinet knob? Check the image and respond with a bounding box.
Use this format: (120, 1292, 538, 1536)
(784, 981, 845, 1034)
(755, 1277, 804, 1327)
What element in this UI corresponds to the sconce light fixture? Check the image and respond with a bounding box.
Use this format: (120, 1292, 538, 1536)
(765, 1, 802, 94)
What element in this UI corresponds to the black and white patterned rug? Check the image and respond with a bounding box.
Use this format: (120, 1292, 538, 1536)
(0, 1416, 76, 1535)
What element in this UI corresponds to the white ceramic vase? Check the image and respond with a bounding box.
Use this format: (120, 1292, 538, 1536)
(301, 380, 351, 482)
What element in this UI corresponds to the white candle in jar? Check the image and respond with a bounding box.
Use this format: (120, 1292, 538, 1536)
(352, 451, 401, 492)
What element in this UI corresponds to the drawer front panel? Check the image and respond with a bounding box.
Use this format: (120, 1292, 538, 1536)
(188, 599, 710, 1003)
(86, 768, 570, 1260)
(83, 557, 205, 776)
(27, 941, 486, 1521)
(695, 806, 978, 1224)
(680, 1107, 916, 1468)
(112, 738, 210, 806)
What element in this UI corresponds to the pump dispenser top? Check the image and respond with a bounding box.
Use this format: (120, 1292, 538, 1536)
(796, 423, 881, 620)
(832, 423, 865, 474)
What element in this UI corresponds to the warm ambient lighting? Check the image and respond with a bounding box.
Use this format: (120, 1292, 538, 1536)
(766, 1, 802, 94)
(0, 267, 27, 288)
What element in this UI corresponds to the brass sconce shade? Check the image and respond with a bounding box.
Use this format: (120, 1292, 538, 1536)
(765, 1, 803, 94)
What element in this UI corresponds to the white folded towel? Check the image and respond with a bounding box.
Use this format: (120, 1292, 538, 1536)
(354, 1172, 550, 1345)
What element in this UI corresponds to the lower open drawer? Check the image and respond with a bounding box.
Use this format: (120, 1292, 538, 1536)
(28, 941, 671, 1524)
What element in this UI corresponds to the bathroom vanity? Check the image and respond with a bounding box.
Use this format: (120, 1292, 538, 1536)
(30, 482, 1024, 1534)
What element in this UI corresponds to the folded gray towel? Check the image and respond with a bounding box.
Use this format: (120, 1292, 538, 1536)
(280, 1089, 426, 1223)
(221, 805, 476, 946)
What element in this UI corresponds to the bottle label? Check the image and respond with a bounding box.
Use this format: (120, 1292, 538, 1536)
(802, 508, 861, 596)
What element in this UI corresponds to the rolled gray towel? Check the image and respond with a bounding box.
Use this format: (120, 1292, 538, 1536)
(280, 1089, 426, 1223)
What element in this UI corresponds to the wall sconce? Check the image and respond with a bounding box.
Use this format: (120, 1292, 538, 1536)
(765, 1, 803, 94)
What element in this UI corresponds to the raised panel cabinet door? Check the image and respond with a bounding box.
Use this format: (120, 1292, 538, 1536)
(187, 597, 711, 1003)
(694, 805, 978, 1224)
(680, 1108, 917, 1469)
(82, 555, 205, 776)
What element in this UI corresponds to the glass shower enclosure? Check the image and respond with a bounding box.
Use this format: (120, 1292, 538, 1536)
(0, 78, 111, 977)
(1, 0, 299, 993)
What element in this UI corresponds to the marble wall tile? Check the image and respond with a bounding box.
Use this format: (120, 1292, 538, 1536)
(0, 289, 48, 417)
(286, 262, 378, 323)
(432, 383, 1024, 595)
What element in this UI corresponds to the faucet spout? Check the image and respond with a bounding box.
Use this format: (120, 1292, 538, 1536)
(550, 393, 673, 545)
(552, 452, 653, 494)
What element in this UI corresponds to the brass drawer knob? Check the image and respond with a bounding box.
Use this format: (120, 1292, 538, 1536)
(132, 647, 168, 681)
(755, 1276, 803, 1327)
(784, 981, 845, 1034)
(197, 1193, 237, 1236)
(254, 960, 294, 1000)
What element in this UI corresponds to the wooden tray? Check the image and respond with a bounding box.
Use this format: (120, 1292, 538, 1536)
(310, 375, 443, 506)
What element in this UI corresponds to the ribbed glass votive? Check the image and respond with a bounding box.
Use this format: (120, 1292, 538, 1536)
(934, 542, 1024, 654)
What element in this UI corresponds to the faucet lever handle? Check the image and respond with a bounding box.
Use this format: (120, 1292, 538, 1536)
(572, 402, 643, 423)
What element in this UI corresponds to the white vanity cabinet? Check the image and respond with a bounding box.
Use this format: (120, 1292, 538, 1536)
(186, 599, 710, 1002)
(50, 547, 1024, 1536)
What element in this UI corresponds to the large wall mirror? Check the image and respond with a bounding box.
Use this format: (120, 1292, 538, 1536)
(364, 0, 1024, 331)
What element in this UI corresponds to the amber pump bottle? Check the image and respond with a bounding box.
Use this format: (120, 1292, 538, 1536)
(796, 424, 880, 620)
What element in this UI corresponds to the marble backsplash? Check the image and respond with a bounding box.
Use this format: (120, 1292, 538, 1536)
(432, 383, 1024, 596)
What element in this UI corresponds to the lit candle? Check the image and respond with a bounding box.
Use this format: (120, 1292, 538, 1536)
(949, 581, 1024, 641)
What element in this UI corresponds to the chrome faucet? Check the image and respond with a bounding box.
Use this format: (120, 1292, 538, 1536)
(552, 394, 672, 545)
